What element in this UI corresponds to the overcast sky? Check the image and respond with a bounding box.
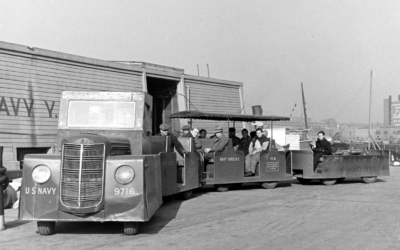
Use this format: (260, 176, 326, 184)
(1, 0, 399, 124)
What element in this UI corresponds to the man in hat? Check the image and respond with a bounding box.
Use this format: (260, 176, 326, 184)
(204, 126, 229, 161)
(180, 125, 191, 136)
(157, 123, 186, 155)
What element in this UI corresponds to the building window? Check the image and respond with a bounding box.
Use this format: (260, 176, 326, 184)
(376, 131, 381, 135)
(384, 131, 388, 135)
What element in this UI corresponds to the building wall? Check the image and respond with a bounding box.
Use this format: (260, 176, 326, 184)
(0, 41, 143, 165)
(0, 41, 244, 165)
(184, 76, 243, 135)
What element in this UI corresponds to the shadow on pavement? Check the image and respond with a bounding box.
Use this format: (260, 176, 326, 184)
(53, 190, 206, 235)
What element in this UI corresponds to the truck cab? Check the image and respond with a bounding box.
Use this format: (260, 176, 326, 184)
(20, 92, 164, 235)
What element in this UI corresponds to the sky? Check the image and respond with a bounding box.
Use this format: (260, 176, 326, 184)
(1, 0, 399, 124)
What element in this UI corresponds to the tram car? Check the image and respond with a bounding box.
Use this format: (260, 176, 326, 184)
(19, 92, 202, 236)
(170, 111, 293, 191)
(292, 148, 390, 185)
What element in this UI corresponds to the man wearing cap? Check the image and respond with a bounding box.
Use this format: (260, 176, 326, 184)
(181, 125, 191, 136)
(157, 123, 186, 155)
(204, 126, 229, 161)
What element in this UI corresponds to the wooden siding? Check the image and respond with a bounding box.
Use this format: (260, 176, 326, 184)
(0, 42, 142, 162)
(184, 77, 243, 136)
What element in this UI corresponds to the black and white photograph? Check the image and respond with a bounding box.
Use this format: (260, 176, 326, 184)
(0, 1, 400, 249)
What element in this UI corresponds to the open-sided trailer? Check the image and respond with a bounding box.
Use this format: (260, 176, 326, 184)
(170, 111, 293, 192)
(292, 148, 390, 185)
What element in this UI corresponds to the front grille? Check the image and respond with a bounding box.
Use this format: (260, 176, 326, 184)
(60, 143, 105, 209)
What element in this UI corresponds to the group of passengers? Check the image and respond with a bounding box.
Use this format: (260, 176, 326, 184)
(158, 123, 274, 177)
(158, 123, 332, 177)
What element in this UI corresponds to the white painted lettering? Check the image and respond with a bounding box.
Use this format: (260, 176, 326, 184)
(25, 187, 30, 194)
(32, 187, 36, 194)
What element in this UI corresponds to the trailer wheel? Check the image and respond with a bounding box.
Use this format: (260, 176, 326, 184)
(3, 185, 17, 209)
(297, 178, 312, 185)
(261, 182, 278, 189)
(124, 222, 139, 235)
(37, 221, 56, 236)
(361, 176, 377, 184)
(215, 184, 231, 192)
(181, 190, 193, 200)
(337, 177, 345, 183)
(320, 179, 337, 186)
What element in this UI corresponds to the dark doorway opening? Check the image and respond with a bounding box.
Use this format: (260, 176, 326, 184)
(147, 77, 180, 135)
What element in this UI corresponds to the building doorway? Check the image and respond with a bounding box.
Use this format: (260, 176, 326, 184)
(147, 77, 180, 135)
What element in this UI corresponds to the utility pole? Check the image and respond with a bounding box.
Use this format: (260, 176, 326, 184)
(301, 82, 308, 139)
(368, 70, 373, 150)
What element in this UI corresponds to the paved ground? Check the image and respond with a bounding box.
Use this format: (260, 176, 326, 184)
(1, 167, 400, 250)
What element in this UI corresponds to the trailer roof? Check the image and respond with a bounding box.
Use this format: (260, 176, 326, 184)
(170, 111, 290, 122)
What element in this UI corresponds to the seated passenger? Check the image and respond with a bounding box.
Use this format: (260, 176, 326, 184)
(244, 128, 270, 177)
(182, 127, 202, 150)
(199, 129, 207, 139)
(238, 129, 252, 156)
(229, 127, 241, 150)
(311, 131, 332, 170)
(204, 126, 229, 161)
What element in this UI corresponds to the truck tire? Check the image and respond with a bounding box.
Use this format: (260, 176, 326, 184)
(215, 184, 231, 192)
(124, 222, 139, 235)
(261, 182, 278, 189)
(361, 176, 377, 184)
(3, 185, 17, 209)
(181, 190, 193, 200)
(37, 221, 56, 235)
(320, 178, 337, 186)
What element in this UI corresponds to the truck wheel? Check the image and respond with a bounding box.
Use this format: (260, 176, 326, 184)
(37, 221, 56, 236)
(297, 178, 312, 185)
(261, 182, 278, 189)
(124, 222, 139, 235)
(320, 179, 337, 186)
(181, 190, 193, 200)
(361, 176, 377, 184)
(215, 184, 231, 192)
(3, 185, 17, 209)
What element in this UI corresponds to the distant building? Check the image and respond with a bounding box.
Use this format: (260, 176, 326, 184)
(384, 95, 400, 126)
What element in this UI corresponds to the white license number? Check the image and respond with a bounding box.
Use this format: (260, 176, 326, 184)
(114, 188, 135, 195)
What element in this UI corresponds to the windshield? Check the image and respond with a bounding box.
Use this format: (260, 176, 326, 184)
(67, 101, 136, 128)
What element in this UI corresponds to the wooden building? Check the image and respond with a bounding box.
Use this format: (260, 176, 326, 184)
(0, 41, 244, 169)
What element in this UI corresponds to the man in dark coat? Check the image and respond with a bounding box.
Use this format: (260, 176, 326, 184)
(311, 131, 332, 170)
(157, 123, 186, 156)
(204, 126, 229, 161)
(228, 127, 240, 149)
(238, 129, 252, 156)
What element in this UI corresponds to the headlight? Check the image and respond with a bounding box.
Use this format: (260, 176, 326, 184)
(32, 165, 51, 184)
(115, 165, 134, 185)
